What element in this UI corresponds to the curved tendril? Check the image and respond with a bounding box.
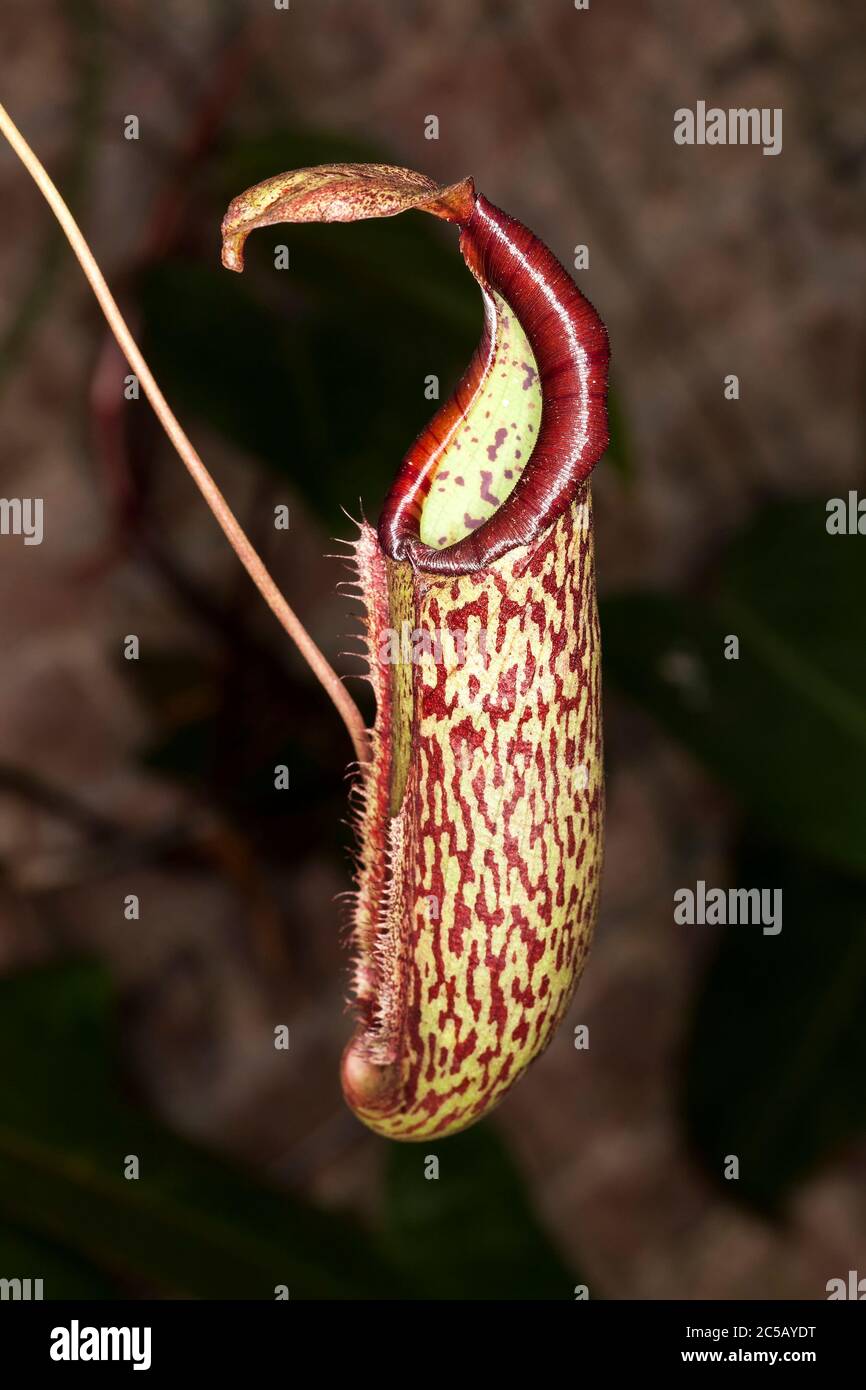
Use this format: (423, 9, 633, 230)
(0, 102, 370, 768)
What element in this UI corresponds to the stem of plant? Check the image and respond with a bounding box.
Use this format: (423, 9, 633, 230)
(0, 101, 371, 768)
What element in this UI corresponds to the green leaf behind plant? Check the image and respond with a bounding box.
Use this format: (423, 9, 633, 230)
(601, 501, 866, 877)
(682, 841, 866, 1211)
(382, 1121, 579, 1300)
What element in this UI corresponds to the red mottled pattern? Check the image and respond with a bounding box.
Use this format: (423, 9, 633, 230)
(344, 490, 603, 1139)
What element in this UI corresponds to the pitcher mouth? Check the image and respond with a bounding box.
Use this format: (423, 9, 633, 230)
(221, 165, 608, 580)
(377, 193, 609, 576)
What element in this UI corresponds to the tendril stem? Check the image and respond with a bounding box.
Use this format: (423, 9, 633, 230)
(0, 101, 370, 767)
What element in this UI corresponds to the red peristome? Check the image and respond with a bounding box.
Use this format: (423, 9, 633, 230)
(378, 193, 610, 574)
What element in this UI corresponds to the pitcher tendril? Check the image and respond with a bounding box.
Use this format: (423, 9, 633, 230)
(0, 102, 370, 769)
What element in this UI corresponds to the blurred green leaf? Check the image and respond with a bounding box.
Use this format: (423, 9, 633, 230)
(603, 385, 631, 481)
(382, 1121, 578, 1299)
(601, 500, 866, 877)
(144, 716, 348, 859)
(683, 841, 866, 1211)
(139, 260, 302, 473)
(0, 1221, 116, 1300)
(0, 964, 404, 1299)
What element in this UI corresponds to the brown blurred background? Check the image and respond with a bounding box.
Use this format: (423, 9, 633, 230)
(0, 0, 864, 1299)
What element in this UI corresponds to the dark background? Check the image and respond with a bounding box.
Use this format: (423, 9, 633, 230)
(0, 0, 864, 1299)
